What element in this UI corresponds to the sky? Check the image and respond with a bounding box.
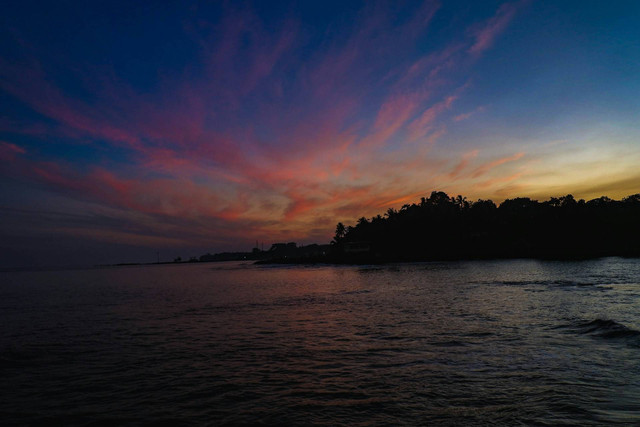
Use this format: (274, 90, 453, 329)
(1, 0, 639, 268)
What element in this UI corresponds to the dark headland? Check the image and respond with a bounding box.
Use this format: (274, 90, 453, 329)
(259, 191, 640, 264)
(114, 191, 640, 267)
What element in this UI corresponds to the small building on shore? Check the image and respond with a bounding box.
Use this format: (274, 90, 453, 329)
(344, 241, 371, 254)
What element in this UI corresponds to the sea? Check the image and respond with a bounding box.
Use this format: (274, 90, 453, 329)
(1, 258, 639, 426)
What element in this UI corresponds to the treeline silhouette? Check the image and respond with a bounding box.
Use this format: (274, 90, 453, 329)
(330, 191, 640, 262)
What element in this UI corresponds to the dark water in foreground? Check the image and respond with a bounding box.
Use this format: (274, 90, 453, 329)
(1, 258, 640, 426)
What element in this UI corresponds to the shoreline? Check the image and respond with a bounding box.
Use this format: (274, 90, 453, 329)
(256, 252, 640, 265)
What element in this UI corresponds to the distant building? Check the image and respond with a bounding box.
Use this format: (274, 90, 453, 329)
(269, 242, 297, 252)
(344, 242, 370, 254)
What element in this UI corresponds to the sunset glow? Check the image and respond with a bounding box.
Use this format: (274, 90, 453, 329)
(1, 1, 639, 266)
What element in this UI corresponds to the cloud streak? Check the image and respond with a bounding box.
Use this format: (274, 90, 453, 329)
(468, 1, 526, 54)
(471, 152, 525, 178)
(0, 1, 539, 257)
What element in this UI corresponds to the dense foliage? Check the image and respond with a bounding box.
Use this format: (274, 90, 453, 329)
(332, 191, 640, 261)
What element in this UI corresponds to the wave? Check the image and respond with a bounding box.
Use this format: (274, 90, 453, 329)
(557, 319, 640, 347)
(575, 319, 640, 340)
(484, 279, 601, 288)
(340, 289, 373, 295)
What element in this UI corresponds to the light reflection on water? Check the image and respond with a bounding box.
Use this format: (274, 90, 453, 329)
(1, 258, 640, 425)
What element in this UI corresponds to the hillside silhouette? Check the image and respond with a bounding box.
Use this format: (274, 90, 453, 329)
(320, 191, 640, 263)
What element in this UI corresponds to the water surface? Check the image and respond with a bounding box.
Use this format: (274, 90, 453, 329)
(1, 258, 639, 425)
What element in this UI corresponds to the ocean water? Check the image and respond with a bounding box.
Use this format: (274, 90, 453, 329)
(1, 258, 640, 425)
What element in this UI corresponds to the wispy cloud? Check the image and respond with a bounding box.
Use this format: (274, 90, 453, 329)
(453, 105, 487, 122)
(468, 1, 527, 54)
(0, 141, 26, 160)
(408, 94, 459, 141)
(449, 149, 479, 179)
(471, 152, 525, 178)
(0, 1, 531, 251)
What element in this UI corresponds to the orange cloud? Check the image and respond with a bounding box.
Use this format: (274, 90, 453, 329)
(471, 152, 525, 178)
(449, 149, 479, 179)
(477, 172, 524, 188)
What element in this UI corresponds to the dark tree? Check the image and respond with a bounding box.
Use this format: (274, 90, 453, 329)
(333, 222, 346, 243)
(329, 191, 640, 262)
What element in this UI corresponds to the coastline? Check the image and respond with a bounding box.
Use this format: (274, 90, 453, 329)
(255, 251, 640, 265)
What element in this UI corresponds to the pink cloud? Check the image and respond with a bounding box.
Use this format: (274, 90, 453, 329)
(468, 1, 527, 55)
(0, 59, 144, 149)
(401, 42, 465, 88)
(358, 94, 420, 148)
(0, 2, 541, 251)
(408, 94, 458, 141)
(0, 141, 26, 160)
(454, 105, 487, 122)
